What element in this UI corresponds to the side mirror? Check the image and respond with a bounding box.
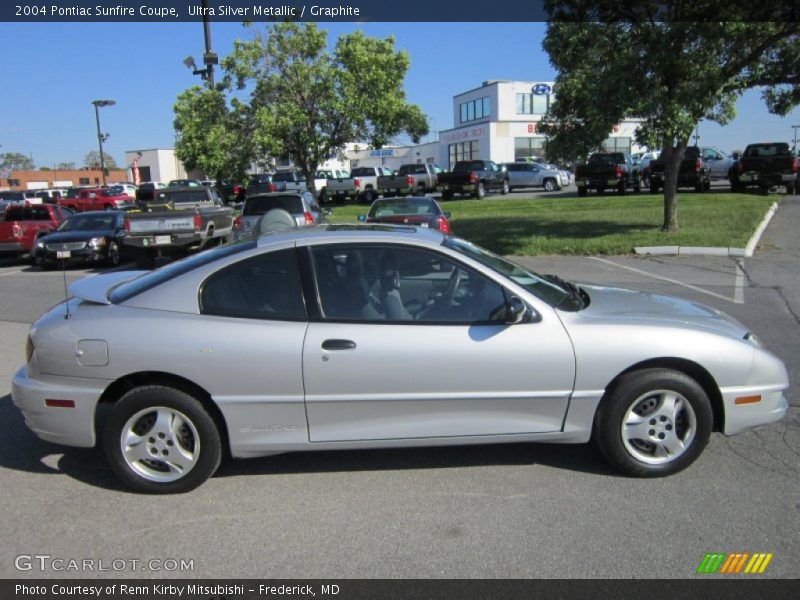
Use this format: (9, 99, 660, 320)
(443, 211, 452, 219)
(505, 295, 528, 324)
(357, 214, 366, 222)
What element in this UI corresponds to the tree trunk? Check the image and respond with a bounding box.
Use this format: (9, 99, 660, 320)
(661, 140, 688, 232)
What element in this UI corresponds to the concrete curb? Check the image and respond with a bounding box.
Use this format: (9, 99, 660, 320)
(634, 202, 779, 258)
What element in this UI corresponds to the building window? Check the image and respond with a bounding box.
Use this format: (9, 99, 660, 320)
(514, 137, 547, 161)
(516, 93, 550, 115)
(459, 96, 491, 124)
(7, 179, 20, 187)
(601, 137, 632, 154)
(448, 141, 480, 169)
(94, 178, 100, 184)
(79, 177, 90, 185)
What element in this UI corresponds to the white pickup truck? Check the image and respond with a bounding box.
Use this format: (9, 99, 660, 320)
(326, 166, 393, 204)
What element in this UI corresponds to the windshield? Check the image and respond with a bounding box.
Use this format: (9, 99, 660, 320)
(444, 237, 582, 310)
(58, 214, 119, 232)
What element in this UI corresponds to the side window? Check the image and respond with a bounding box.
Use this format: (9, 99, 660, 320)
(311, 245, 507, 324)
(200, 249, 306, 321)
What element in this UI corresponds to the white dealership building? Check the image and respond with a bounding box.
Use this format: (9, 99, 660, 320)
(349, 80, 644, 171)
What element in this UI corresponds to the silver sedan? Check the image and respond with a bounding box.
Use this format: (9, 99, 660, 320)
(12, 226, 789, 493)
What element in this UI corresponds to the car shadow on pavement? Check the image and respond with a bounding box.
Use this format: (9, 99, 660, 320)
(0, 394, 127, 492)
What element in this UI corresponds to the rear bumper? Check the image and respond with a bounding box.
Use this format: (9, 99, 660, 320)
(739, 173, 796, 186)
(123, 232, 204, 250)
(0, 241, 26, 254)
(651, 172, 706, 187)
(438, 183, 475, 194)
(11, 366, 108, 448)
(576, 178, 621, 189)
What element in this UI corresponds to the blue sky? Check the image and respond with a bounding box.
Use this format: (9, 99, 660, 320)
(2, 21, 798, 168)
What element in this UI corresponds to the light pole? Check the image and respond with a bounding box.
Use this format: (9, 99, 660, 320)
(182, 0, 218, 89)
(792, 125, 799, 153)
(92, 99, 115, 186)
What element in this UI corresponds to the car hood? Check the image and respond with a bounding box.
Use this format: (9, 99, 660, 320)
(69, 270, 146, 305)
(572, 285, 749, 340)
(41, 230, 115, 243)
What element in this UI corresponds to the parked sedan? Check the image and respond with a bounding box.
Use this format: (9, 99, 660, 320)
(358, 196, 451, 234)
(33, 211, 127, 269)
(504, 162, 563, 192)
(12, 226, 788, 493)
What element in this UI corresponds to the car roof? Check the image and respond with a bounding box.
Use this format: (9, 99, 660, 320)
(255, 223, 446, 248)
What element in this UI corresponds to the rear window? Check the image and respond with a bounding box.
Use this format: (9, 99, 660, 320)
(398, 165, 427, 175)
(744, 143, 791, 157)
(243, 195, 304, 216)
(155, 190, 209, 204)
(109, 240, 257, 304)
(588, 153, 624, 165)
(0, 192, 24, 201)
(684, 147, 701, 159)
(272, 172, 300, 182)
(350, 168, 375, 177)
(453, 161, 485, 172)
(369, 198, 437, 217)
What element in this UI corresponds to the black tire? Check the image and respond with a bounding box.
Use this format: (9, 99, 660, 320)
(785, 180, 796, 195)
(474, 182, 485, 199)
(441, 190, 453, 201)
(104, 205, 113, 211)
(695, 180, 705, 193)
(593, 368, 713, 477)
(617, 181, 627, 196)
(500, 179, 510, 195)
(577, 186, 588, 197)
(103, 385, 222, 494)
(362, 189, 375, 204)
(318, 189, 327, 205)
(544, 178, 557, 192)
(104, 241, 120, 268)
(650, 183, 660, 194)
(134, 250, 156, 270)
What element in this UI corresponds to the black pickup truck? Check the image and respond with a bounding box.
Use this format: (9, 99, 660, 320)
(123, 186, 234, 269)
(575, 152, 640, 196)
(437, 160, 509, 200)
(649, 146, 711, 193)
(732, 143, 798, 194)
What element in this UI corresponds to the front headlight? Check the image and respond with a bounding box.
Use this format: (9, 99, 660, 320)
(89, 237, 107, 248)
(35, 239, 45, 248)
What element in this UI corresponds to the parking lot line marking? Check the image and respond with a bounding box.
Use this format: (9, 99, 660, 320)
(589, 257, 743, 305)
(0, 269, 23, 277)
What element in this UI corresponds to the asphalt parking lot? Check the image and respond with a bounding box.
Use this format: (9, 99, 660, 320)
(0, 196, 797, 580)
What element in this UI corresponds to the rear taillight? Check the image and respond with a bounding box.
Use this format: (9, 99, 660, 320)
(304, 211, 314, 225)
(792, 157, 798, 173)
(468, 171, 478, 183)
(436, 217, 451, 234)
(233, 216, 242, 230)
(12, 223, 22, 238)
(193, 214, 202, 231)
(233, 185, 241, 195)
(268, 183, 276, 192)
(695, 159, 702, 173)
(614, 165, 622, 178)
(354, 177, 361, 189)
(123, 217, 131, 232)
(25, 335, 34, 363)
(406, 175, 414, 187)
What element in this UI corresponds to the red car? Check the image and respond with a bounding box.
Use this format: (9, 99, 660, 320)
(358, 196, 452, 234)
(0, 204, 69, 259)
(59, 188, 134, 212)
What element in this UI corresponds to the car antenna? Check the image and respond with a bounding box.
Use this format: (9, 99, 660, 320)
(57, 251, 71, 320)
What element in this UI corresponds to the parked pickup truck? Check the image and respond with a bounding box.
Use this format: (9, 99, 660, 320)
(327, 166, 393, 204)
(59, 187, 135, 212)
(314, 169, 348, 203)
(272, 171, 308, 193)
(0, 204, 68, 260)
(649, 146, 711, 193)
(437, 160, 509, 200)
(575, 152, 640, 196)
(732, 142, 798, 194)
(377, 163, 441, 197)
(123, 186, 234, 269)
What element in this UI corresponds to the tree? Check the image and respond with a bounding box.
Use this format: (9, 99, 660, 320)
(84, 151, 118, 170)
(56, 162, 76, 170)
(0, 152, 34, 171)
(173, 86, 254, 183)
(218, 22, 428, 193)
(538, 1, 800, 231)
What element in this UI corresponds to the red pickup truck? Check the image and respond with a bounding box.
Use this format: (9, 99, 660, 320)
(59, 187, 134, 212)
(0, 204, 69, 259)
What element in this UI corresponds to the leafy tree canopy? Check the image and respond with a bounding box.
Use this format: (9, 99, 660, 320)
(84, 150, 118, 170)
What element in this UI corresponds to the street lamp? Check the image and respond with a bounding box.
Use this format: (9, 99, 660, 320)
(182, 0, 218, 89)
(92, 99, 116, 186)
(792, 125, 799, 153)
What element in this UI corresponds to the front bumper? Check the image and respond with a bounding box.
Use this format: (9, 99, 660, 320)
(11, 366, 108, 447)
(35, 247, 107, 264)
(0, 241, 26, 254)
(720, 385, 789, 436)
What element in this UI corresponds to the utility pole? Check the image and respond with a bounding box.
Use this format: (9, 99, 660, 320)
(201, 0, 216, 89)
(92, 99, 116, 186)
(792, 125, 799, 153)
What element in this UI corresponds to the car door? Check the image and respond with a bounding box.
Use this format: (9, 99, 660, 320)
(301, 243, 576, 442)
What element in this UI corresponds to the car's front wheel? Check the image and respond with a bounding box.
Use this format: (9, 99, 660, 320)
(103, 386, 222, 493)
(594, 368, 713, 477)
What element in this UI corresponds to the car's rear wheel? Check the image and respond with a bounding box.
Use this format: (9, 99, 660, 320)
(474, 182, 485, 199)
(617, 181, 627, 195)
(594, 368, 713, 477)
(577, 186, 587, 197)
(103, 386, 222, 493)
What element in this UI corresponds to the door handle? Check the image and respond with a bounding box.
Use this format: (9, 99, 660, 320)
(322, 339, 357, 351)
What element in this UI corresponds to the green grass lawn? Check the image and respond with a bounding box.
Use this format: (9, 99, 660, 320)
(328, 192, 777, 255)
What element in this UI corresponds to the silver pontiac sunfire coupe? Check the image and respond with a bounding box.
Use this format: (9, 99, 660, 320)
(12, 225, 788, 493)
